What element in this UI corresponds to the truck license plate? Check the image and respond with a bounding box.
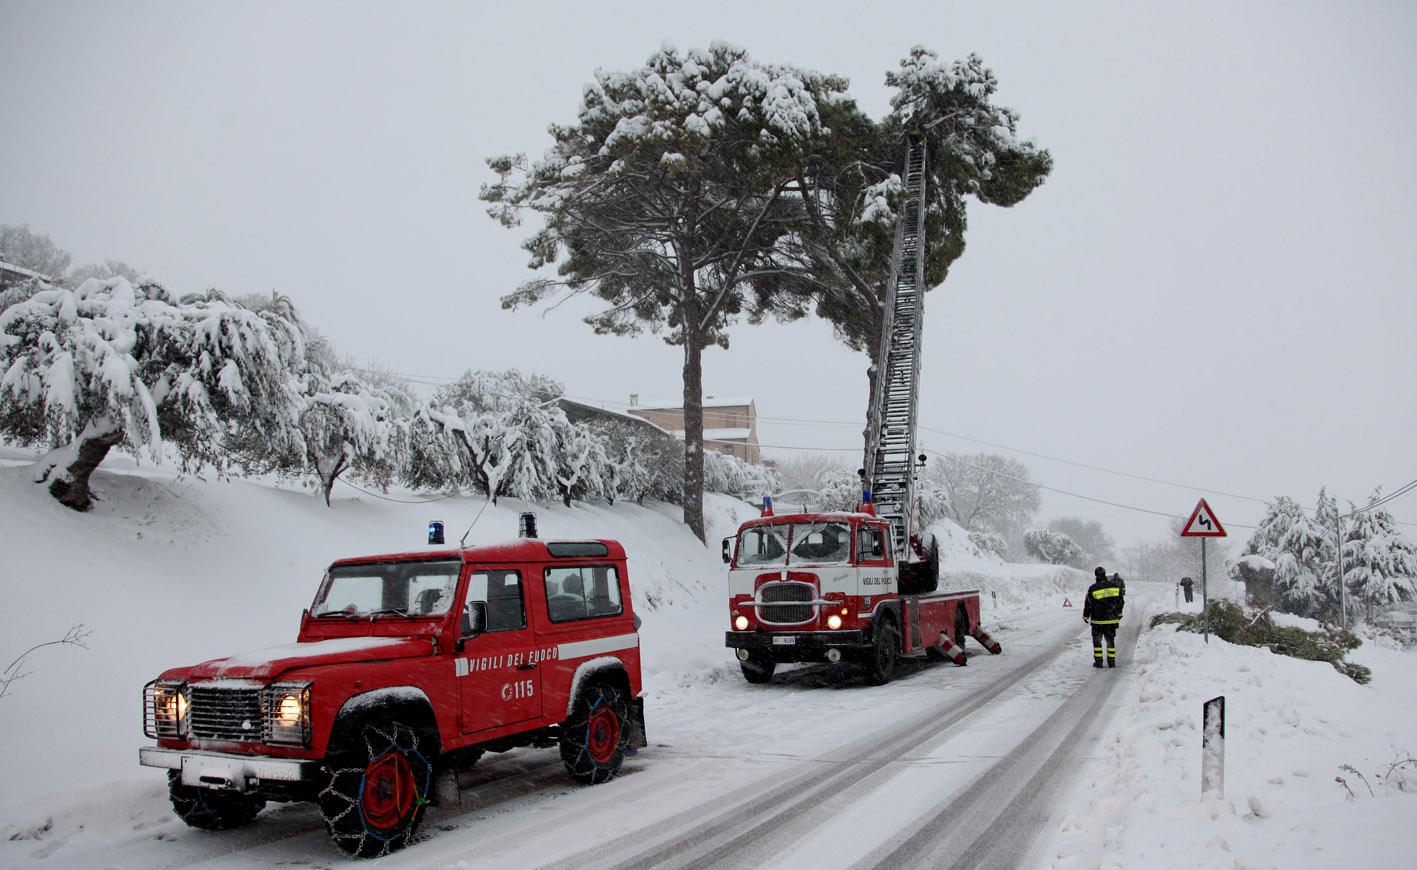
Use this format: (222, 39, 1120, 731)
(772, 636, 796, 645)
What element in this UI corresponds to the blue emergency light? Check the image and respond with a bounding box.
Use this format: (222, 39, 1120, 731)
(428, 520, 445, 545)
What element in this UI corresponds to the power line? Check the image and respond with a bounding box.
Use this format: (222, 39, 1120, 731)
(346, 369, 1416, 527)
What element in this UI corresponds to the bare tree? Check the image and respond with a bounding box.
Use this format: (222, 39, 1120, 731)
(930, 452, 1041, 534)
(1, 624, 90, 700)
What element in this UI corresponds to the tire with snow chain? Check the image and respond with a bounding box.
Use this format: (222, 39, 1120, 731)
(167, 772, 264, 830)
(318, 719, 434, 859)
(561, 683, 629, 785)
(739, 652, 776, 684)
(864, 617, 898, 685)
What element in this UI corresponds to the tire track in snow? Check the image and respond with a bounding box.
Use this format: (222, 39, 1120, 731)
(860, 613, 1145, 870)
(539, 614, 1084, 870)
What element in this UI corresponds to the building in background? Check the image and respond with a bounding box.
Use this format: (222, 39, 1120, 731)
(627, 395, 760, 463)
(0, 259, 54, 291)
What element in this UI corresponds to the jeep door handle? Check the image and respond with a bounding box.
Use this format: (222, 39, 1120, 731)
(516, 663, 537, 671)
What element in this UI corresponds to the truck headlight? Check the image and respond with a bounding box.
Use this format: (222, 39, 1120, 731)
(734, 615, 750, 631)
(145, 680, 189, 739)
(263, 682, 311, 746)
(826, 614, 843, 630)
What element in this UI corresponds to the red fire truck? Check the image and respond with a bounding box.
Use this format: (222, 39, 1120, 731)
(724, 134, 1000, 683)
(138, 515, 646, 858)
(723, 501, 1000, 684)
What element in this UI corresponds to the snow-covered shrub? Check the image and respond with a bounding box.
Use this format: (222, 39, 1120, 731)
(1023, 528, 1083, 567)
(817, 468, 862, 511)
(406, 370, 615, 506)
(704, 449, 779, 500)
(969, 529, 1008, 559)
(0, 278, 303, 510)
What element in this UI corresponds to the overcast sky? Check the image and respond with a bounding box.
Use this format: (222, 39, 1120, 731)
(3, 0, 1414, 548)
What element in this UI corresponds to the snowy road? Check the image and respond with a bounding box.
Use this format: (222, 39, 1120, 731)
(14, 600, 1148, 870)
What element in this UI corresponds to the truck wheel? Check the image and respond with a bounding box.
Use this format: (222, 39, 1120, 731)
(561, 683, 630, 785)
(167, 772, 264, 830)
(864, 618, 899, 685)
(739, 652, 776, 684)
(318, 720, 434, 859)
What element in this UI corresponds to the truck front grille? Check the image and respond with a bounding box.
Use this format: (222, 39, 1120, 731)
(758, 581, 816, 625)
(188, 686, 263, 743)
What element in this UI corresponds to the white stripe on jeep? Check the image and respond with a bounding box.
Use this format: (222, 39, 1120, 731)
(557, 633, 639, 660)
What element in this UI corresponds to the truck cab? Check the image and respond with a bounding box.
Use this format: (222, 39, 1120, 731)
(139, 529, 646, 859)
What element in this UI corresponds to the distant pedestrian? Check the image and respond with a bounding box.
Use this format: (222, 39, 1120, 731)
(1180, 576, 1194, 603)
(1084, 567, 1125, 668)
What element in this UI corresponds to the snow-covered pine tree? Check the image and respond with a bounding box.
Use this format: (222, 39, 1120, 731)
(1273, 508, 1332, 618)
(482, 42, 848, 542)
(0, 278, 303, 510)
(1340, 491, 1417, 619)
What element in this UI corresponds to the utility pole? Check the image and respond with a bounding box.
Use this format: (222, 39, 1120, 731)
(1336, 514, 1346, 630)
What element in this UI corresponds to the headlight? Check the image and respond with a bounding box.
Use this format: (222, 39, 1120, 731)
(145, 680, 189, 739)
(263, 682, 311, 746)
(733, 614, 750, 631)
(826, 614, 843, 630)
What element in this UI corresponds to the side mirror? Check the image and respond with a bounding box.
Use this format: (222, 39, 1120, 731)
(460, 601, 487, 640)
(721, 537, 733, 564)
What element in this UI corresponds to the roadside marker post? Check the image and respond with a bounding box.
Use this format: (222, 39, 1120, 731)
(1202, 695, 1226, 796)
(1181, 499, 1228, 643)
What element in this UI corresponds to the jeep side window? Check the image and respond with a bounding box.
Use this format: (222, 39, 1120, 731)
(544, 565, 622, 622)
(465, 570, 526, 632)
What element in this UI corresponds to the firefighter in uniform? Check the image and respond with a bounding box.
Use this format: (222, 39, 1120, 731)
(1083, 566, 1125, 668)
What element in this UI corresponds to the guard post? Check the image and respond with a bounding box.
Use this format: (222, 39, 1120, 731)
(1202, 695, 1226, 796)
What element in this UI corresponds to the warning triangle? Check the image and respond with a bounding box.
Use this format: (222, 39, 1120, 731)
(1181, 498, 1228, 537)
(1062, 598, 1073, 608)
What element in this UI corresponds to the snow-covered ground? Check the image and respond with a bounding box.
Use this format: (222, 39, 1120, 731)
(1041, 592, 1417, 869)
(2, 447, 1412, 869)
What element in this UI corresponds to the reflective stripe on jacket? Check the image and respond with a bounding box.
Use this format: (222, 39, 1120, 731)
(1082, 578, 1125, 623)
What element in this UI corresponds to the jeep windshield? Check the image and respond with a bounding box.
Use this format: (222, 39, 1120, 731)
(736, 521, 852, 567)
(311, 559, 462, 619)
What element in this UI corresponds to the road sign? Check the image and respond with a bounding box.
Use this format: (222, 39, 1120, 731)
(1181, 498, 1227, 538)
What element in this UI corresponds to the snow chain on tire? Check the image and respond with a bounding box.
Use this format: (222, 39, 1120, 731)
(318, 721, 434, 859)
(560, 683, 629, 785)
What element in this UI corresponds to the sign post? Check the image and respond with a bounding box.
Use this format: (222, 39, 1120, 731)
(1181, 499, 1228, 644)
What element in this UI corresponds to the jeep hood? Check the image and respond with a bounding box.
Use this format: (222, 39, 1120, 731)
(183, 637, 430, 681)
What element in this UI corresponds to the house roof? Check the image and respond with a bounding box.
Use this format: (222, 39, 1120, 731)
(630, 396, 754, 411)
(0, 259, 54, 284)
(556, 397, 673, 438)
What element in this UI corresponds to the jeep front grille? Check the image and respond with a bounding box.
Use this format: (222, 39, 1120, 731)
(188, 685, 263, 743)
(758, 581, 816, 625)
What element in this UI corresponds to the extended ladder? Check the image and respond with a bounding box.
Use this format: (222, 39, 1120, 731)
(863, 136, 928, 560)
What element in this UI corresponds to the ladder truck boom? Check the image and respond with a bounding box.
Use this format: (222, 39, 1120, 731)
(863, 135, 930, 566)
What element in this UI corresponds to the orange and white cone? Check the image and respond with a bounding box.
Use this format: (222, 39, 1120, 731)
(970, 626, 1002, 655)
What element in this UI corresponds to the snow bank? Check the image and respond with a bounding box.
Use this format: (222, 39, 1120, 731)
(1042, 610, 1417, 869)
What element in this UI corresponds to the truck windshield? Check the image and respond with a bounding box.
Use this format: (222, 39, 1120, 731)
(311, 560, 462, 619)
(736, 521, 852, 567)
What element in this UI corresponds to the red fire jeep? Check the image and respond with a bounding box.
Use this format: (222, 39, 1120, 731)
(138, 523, 646, 858)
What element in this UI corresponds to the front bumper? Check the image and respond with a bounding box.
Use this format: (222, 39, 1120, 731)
(725, 629, 868, 661)
(139, 747, 319, 792)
